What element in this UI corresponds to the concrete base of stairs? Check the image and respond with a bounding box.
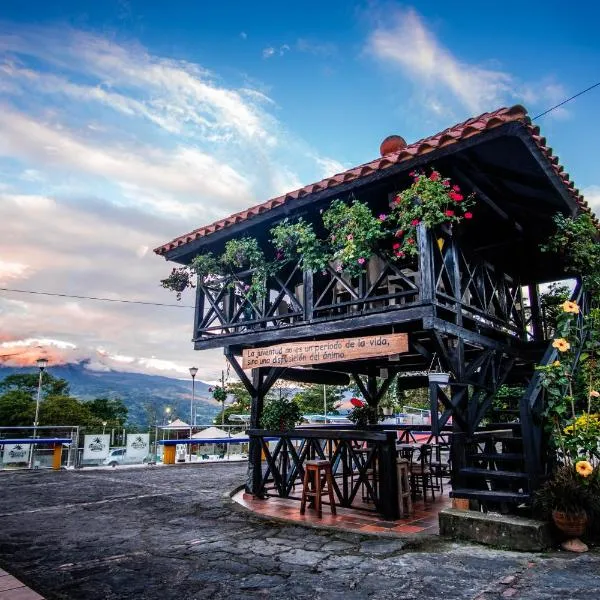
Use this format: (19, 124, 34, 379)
(439, 508, 552, 551)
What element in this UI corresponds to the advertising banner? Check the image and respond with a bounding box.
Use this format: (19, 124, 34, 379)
(2, 443, 30, 463)
(82, 434, 111, 461)
(126, 433, 150, 460)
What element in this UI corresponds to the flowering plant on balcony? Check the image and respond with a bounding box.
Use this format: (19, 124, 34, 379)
(270, 218, 329, 272)
(321, 198, 385, 278)
(388, 169, 475, 259)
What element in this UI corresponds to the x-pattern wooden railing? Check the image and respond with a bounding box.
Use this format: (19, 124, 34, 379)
(249, 429, 400, 519)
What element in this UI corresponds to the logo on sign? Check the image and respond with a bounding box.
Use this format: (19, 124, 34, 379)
(130, 436, 147, 450)
(9, 444, 27, 460)
(87, 437, 106, 453)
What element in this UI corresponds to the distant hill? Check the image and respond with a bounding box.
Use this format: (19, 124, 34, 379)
(0, 362, 219, 427)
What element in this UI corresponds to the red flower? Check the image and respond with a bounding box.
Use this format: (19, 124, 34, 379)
(442, 180, 450, 187)
(449, 192, 464, 202)
(411, 219, 420, 226)
(396, 251, 405, 258)
(407, 238, 415, 245)
(395, 229, 404, 237)
(464, 212, 473, 219)
(393, 242, 401, 250)
(350, 397, 365, 408)
(444, 210, 455, 217)
(452, 185, 461, 192)
(429, 171, 440, 181)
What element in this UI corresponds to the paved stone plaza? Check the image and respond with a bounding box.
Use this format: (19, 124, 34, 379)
(0, 464, 599, 599)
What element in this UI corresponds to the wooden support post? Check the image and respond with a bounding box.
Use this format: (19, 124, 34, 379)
(163, 445, 176, 465)
(249, 368, 265, 495)
(52, 443, 62, 471)
(417, 223, 434, 304)
(529, 283, 543, 341)
(379, 432, 400, 520)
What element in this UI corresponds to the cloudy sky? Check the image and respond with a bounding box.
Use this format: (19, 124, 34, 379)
(0, 0, 599, 381)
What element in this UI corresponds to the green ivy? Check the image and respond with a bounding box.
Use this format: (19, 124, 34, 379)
(260, 397, 303, 431)
(271, 218, 329, 272)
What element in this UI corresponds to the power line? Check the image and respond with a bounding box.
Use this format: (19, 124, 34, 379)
(533, 81, 600, 120)
(0, 287, 194, 308)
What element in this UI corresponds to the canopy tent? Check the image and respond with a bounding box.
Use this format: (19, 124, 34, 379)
(162, 418, 190, 429)
(191, 426, 230, 439)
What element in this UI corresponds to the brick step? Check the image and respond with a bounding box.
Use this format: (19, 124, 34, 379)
(460, 467, 528, 480)
(450, 489, 530, 503)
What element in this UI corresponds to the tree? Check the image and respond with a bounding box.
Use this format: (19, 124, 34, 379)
(292, 384, 342, 415)
(39, 395, 96, 427)
(0, 372, 70, 398)
(213, 381, 251, 426)
(86, 397, 128, 426)
(0, 390, 35, 426)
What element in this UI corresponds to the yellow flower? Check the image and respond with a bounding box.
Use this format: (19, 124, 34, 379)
(576, 460, 594, 478)
(561, 300, 580, 314)
(552, 338, 571, 353)
(590, 390, 600, 398)
(553, 360, 561, 367)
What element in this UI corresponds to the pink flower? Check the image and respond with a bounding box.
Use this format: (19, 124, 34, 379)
(393, 243, 401, 250)
(395, 229, 404, 237)
(442, 180, 451, 187)
(452, 185, 461, 192)
(331, 235, 336, 241)
(464, 212, 473, 219)
(396, 250, 405, 258)
(336, 264, 343, 272)
(429, 171, 440, 181)
(358, 257, 366, 265)
(445, 210, 455, 217)
(347, 234, 353, 241)
(411, 219, 420, 226)
(378, 214, 387, 221)
(409, 171, 416, 177)
(449, 192, 463, 202)
(407, 238, 415, 245)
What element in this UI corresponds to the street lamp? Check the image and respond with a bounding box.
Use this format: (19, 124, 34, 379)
(102, 421, 107, 435)
(29, 357, 48, 469)
(189, 367, 198, 427)
(189, 367, 198, 463)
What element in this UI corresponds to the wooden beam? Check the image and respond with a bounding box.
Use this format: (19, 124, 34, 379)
(195, 304, 433, 350)
(279, 368, 350, 386)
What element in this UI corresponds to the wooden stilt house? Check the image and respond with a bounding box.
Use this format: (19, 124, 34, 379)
(155, 105, 595, 519)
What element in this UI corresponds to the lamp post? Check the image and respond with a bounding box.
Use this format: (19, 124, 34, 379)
(29, 357, 48, 469)
(102, 421, 107, 435)
(189, 367, 198, 462)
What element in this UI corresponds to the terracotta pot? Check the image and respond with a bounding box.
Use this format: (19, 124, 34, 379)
(552, 510, 588, 537)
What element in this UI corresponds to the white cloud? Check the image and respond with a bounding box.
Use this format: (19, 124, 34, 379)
(366, 7, 569, 120)
(312, 155, 347, 179)
(583, 185, 600, 216)
(367, 8, 514, 114)
(262, 47, 276, 59)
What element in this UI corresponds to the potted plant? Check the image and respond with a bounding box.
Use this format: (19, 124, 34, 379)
(347, 398, 381, 428)
(260, 397, 303, 432)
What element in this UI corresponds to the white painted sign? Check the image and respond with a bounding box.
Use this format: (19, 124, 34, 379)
(82, 434, 111, 461)
(126, 433, 150, 460)
(2, 443, 30, 463)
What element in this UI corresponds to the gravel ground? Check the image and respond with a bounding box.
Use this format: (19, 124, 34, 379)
(0, 464, 599, 599)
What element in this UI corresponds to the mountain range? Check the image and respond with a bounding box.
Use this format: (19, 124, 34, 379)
(0, 361, 220, 427)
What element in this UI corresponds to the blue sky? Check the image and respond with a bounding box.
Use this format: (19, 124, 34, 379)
(0, 0, 598, 380)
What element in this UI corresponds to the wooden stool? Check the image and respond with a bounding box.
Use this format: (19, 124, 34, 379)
(300, 460, 337, 518)
(397, 458, 413, 518)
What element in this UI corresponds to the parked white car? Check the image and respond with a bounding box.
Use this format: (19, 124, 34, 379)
(102, 448, 150, 467)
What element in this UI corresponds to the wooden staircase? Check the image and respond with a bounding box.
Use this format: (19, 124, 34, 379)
(450, 282, 589, 511)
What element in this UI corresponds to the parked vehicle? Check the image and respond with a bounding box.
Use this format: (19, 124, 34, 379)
(102, 448, 149, 467)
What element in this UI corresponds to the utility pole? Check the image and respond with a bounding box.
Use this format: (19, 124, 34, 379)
(323, 385, 327, 424)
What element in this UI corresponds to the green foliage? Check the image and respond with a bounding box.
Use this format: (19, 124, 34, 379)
(322, 198, 385, 277)
(39, 394, 96, 426)
(0, 390, 35, 426)
(260, 397, 303, 431)
(292, 384, 342, 415)
(389, 169, 475, 258)
(271, 218, 329, 272)
(86, 397, 128, 426)
(541, 213, 600, 294)
(540, 283, 571, 335)
(0, 372, 70, 398)
(211, 385, 227, 402)
(533, 464, 600, 517)
(347, 401, 381, 428)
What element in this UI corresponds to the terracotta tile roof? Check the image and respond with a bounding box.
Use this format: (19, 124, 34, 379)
(154, 104, 594, 256)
